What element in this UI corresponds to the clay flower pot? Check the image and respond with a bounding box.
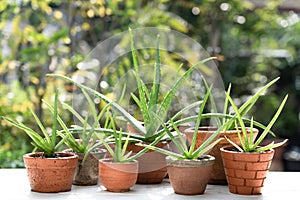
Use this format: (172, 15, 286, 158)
(185, 127, 258, 184)
(166, 155, 215, 195)
(126, 141, 169, 184)
(99, 158, 138, 192)
(72, 148, 106, 186)
(220, 146, 274, 195)
(23, 152, 78, 193)
(127, 123, 170, 184)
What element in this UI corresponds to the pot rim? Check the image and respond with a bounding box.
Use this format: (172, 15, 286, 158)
(220, 146, 275, 154)
(23, 152, 78, 159)
(165, 155, 215, 167)
(63, 148, 107, 156)
(99, 158, 138, 164)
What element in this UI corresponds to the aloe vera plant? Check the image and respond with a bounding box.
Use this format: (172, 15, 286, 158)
(2, 90, 70, 157)
(137, 86, 236, 160)
(62, 85, 165, 163)
(224, 91, 289, 152)
(97, 113, 165, 162)
(47, 28, 216, 143)
(59, 84, 129, 155)
(198, 77, 282, 136)
(57, 88, 107, 154)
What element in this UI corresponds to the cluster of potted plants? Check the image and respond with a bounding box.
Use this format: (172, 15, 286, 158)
(3, 30, 288, 195)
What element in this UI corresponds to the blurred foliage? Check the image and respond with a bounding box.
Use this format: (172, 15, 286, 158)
(166, 0, 300, 139)
(0, 0, 300, 168)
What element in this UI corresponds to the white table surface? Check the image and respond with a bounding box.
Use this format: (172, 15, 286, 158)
(0, 169, 299, 200)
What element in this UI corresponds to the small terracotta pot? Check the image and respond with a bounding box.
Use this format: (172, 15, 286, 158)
(166, 155, 215, 195)
(71, 148, 106, 185)
(185, 127, 258, 185)
(99, 158, 138, 192)
(23, 152, 78, 193)
(220, 146, 274, 195)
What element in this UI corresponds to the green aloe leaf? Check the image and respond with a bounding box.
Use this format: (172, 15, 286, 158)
(235, 77, 280, 129)
(149, 34, 161, 113)
(224, 136, 244, 152)
(169, 100, 202, 122)
(2, 117, 53, 154)
(253, 94, 288, 149)
(30, 109, 51, 143)
(51, 90, 59, 151)
(202, 76, 222, 127)
(192, 138, 224, 158)
(225, 91, 249, 149)
(136, 143, 184, 160)
(189, 86, 212, 154)
(255, 139, 288, 152)
(129, 28, 150, 129)
(157, 57, 216, 121)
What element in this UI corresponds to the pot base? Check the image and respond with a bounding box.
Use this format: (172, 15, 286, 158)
(107, 188, 130, 193)
(208, 179, 227, 185)
(136, 168, 167, 184)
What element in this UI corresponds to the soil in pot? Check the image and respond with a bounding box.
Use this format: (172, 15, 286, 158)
(166, 155, 215, 195)
(220, 146, 274, 195)
(23, 152, 78, 193)
(98, 158, 138, 192)
(185, 127, 258, 185)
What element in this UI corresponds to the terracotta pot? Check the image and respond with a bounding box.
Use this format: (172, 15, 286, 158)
(184, 127, 258, 185)
(220, 146, 274, 195)
(69, 148, 106, 185)
(23, 152, 78, 193)
(166, 155, 215, 195)
(99, 158, 138, 192)
(126, 141, 169, 184)
(127, 123, 170, 184)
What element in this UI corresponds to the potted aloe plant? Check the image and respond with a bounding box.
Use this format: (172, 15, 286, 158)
(2, 90, 78, 193)
(47, 28, 216, 183)
(138, 86, 235, 195)
(60, 88, 107, 186)
(184, 77, 281, 184)
(96, 110, 165, 192)
(220, 90, 288, 195)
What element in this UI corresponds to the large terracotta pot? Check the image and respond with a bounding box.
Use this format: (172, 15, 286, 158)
(184, 127, 258, 185)
(127, 123, 170, 184)
(220, 146, 274, 195)
(166, 155, 215, 195)
(23, 152, 78, 193)
(126, 141, 169, 184)
(72, 148, 106, 185)
(99, 158, 138, 192)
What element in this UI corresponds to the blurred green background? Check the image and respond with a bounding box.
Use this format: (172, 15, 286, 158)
(0, 0, 299, 168)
